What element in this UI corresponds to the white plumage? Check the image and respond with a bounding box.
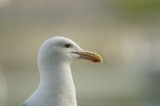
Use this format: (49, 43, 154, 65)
(21, 37, 102, 106)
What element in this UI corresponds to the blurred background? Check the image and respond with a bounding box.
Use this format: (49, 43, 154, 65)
(0, 0, 160, 106)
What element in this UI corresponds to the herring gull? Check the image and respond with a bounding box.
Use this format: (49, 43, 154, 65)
(21, 36, 102, 106)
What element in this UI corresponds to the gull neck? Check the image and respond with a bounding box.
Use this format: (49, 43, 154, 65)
(37, 59, 77, 106)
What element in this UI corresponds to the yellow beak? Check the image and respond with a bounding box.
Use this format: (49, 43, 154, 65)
(72, 51, 102, 63)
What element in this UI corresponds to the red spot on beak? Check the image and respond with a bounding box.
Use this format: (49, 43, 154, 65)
(92, 59, 99, 63)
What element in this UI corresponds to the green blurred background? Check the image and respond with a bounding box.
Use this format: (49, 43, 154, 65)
(0, 0, 160, 106)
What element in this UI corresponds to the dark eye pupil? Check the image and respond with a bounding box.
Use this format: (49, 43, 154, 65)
(65, 44, 71, 48)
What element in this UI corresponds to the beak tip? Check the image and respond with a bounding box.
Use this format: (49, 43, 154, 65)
(93, 53, 102, 63)
(92, 58, 103, 63)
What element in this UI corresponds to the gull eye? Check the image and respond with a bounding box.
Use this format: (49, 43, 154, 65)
(64, 43, 71, 48)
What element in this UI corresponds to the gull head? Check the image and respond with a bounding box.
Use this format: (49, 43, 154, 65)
(38, 36, 102, 65)
(21, 36, 102, 106)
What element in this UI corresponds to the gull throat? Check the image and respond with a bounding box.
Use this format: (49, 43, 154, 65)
(37, 52, 77, 106)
